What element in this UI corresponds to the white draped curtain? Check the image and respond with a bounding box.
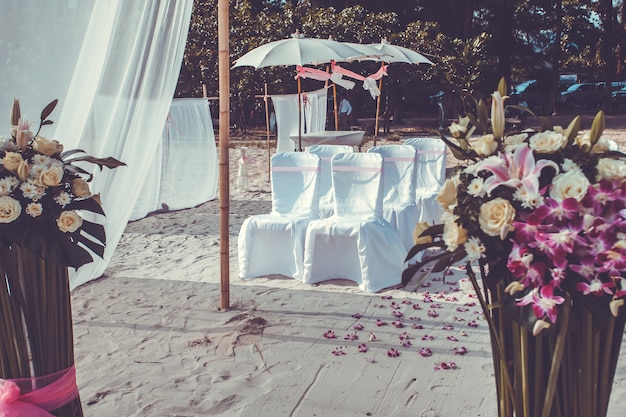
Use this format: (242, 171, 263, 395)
(1, 0, 194, 288)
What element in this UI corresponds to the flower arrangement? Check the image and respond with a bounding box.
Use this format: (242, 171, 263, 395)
(403, 79, 626, 417)
(0, 99, 124, 417)
(1, 99, 124, 267)
(404, 79, 626, 333)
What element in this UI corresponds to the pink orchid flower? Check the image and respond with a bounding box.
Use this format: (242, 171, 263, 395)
(467, 321, 479, 328)
(323, 330, 336, 339)
(447, 335, 459, 342)
(576, 277, 614, 297)
(453, 346, 468, 355)
(387, 348, 400, 358)
(391, 321, 404, 328)
(344, 333, 359, 341)
(358, 343, 368, 353)
(517, 285, 565, 322)
(418, 347, 432, 357)
(353, 323, 365, 331)
(332, 349, 346, 356)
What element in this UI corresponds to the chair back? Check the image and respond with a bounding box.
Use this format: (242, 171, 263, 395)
(403, 137, 447, 194)
(368, 145, 416, 208)
(270, 152, 320, 216)
(330, 153, 383, 218)
(306, 144, 354, 217)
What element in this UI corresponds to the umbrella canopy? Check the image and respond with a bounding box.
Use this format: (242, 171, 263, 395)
(233, 36, 371, 69)
(368, 38, 434, 65)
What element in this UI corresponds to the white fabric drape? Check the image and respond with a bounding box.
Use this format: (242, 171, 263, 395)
(1, 0, 194, 288)
(130, 98, 218, 221)
(270, 88, 328, 152)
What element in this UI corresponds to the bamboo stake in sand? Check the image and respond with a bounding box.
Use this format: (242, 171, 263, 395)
(218, 0, 230, 310)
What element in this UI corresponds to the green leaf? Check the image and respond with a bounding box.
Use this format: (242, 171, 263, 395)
(432, 247, 465, 273)
(497, 77, 507, 97)
(80, 220, 106, 245)
(40, 120, 54, 126)
(588, 110, 605, 151)
(439, 133, 478, 161)
(65, 155, 126, 170)
(40, 99, 58, 122)
(402, 264, 432, 292)
(405, 240, 445, 262)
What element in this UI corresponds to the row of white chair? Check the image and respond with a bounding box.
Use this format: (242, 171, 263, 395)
(237, 139, 446, 292)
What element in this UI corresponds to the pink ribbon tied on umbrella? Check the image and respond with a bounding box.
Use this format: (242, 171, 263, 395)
(295, 66, 356, 90)
(0, 366, 79, 417)
(331, 62, 388, 99)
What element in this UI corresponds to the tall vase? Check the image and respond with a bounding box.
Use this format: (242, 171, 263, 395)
(0, 243, 83, 417)
(468, 261, 625, 417)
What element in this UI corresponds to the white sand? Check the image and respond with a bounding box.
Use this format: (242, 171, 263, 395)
(71, 136, 626, 416)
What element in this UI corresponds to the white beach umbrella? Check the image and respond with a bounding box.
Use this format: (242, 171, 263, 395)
(233, 34, 375, 150)
(366, 39, 434, 143)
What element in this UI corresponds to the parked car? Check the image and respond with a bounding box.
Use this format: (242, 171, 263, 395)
(612, 86, 626, 106)
(509, 80, 547, 112)
(561, 81, 626, 107)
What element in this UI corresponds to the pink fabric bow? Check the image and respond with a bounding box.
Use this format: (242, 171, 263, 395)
(331, 63, 388, 98)
(0, 366, 79, 417)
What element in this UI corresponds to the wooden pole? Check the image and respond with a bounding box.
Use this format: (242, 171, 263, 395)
(333, 84, 339, 131)
(297, 76, 302, 151)
(264, 83, 271, 180)
(374, 62, 385, 146)
(218, 0, 230, 310)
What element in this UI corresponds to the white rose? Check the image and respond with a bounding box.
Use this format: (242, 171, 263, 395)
(591, 138, 613, 154)
(71, 178, 91, 198)
(471, 134, 498, 157)
(503, 133, 527, 152)
(57, 210, 83, 233)
(436, 177, 458, 210)
(479, 197, 516, 238)
(596, 158, 626, 181)
(32, 136, 64, 156)
(529, 130, 567, 154)
(2, 152, 23, 172)
(38, 166, 64, 187)
(0, 196, 22, 223)
(550, 169, 590, 201)
(442, 214, 468, 251)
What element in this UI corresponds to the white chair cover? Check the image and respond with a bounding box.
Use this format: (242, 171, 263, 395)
(302, 153, 406, 292)
(306, 144, 354, 218)
(368, 145, 418, 250)
(238, 152, 321, 281)
(403, 137, 447, 225)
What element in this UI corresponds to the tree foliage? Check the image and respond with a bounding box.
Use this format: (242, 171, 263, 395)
(176, 0, 626, 125)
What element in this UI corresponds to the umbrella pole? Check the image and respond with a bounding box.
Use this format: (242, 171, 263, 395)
(264, 83, 271, 181)
(374, 62, 384, 146)
(298, 76, 302, 151)
(333, 83, 339, 131)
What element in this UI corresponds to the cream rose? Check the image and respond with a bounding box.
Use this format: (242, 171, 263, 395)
(503, 133, 527, 152)
(38, 166, 64, 187)
(591, 138, 613, 154)
(32, 136, 63, 156)
(2, 152, 23, 172)
(529, 131, 566, 154)
(479, 197, 516, 238)
(71, 178, 91, 198)
(0, 196, 22, 223)
(442, 214, 468, 251)
(413, 221, 433, 245)
(471, 134, 498, 157)
(596, 158, 626, 181)
(57, 210, 83, 233)
(436, 178, 457, 210)
(549, 169, 590, 201)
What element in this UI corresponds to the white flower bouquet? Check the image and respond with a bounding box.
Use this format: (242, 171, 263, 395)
(0, 99, 124, 417)
(0, 99, 124, 267)
(403, 79, 626, 417)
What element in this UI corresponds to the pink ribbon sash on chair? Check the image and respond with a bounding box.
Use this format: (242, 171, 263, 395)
(0, 366, 79, 417)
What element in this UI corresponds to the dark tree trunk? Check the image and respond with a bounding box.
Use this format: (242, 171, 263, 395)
(548, 0, 563, 115)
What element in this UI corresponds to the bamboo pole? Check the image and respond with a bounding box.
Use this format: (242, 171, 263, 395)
(333, 84, 339, 131)
(264, 83, 271, 180)
(218, 0, 230, 310)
